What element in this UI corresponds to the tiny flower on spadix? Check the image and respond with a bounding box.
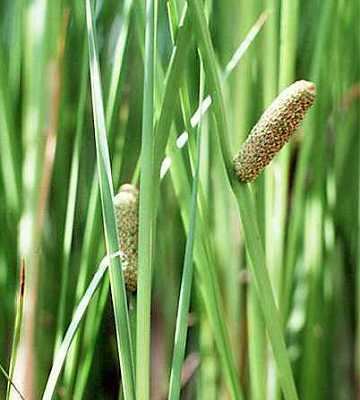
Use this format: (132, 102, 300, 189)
(233, 80, 316, 182)
(114, 184, 139, 291)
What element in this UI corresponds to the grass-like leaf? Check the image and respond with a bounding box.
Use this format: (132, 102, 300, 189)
(135, 0, 157, 399)
(85, 1, 135, 398)
(54, 37, 88, 355)
(6, 261, 25, 400)
(168, 60, 203, 400)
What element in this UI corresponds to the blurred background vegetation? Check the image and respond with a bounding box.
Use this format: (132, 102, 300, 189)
(0, 0, 359, 399)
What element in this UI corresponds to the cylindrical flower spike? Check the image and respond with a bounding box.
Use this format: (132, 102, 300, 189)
(114, 184, 139, 291)
(233, 80, 316, 182)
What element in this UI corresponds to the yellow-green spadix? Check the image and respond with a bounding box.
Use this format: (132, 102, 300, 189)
(233, 80, 316, 182)
(114, 184, 139, 291)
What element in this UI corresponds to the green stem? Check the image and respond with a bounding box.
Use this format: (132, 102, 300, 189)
(136, 0, 157, 398)
(168, 59, 203, 400)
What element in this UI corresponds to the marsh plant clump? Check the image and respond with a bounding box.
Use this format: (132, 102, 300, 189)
(0, 2, 358, 400)
(233, 80, 316, 182)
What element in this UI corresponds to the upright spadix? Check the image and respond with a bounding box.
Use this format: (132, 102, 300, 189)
(233, 80, 316, 182)
(114, 184, 139, 291)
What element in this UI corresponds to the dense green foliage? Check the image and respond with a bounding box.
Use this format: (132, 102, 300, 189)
(0, 0, 358, 399)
